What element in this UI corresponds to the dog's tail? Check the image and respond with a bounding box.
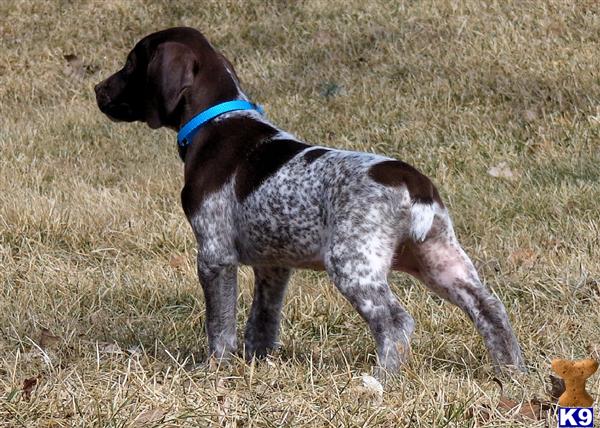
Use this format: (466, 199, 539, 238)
(408, 201, 436, 242)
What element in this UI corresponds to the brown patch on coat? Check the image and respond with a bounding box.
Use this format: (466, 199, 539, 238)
(181, 118, 312, 216)
(236, 139, 310, 202)
(303, 148, 330, 163)
(180, 117, 277, 218)
(368, 160, 443, 206)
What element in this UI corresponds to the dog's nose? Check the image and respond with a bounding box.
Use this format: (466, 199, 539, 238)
(94, 82, 110, 106)
(94, 82, 105, 97)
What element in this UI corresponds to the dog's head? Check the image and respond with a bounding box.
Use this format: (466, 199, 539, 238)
(94, 27, 240, 130)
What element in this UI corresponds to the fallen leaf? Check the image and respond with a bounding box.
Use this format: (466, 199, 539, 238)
(497, 396, 546, 421)
(215, 377, 228, 396)
(127, 345, 142, 356)
(468, 377, 553, 423)
(169, 254, 186, 269)
(522, 109, 538, 123)
(216, 378, 237, 427)
(97, 342, 122, 354)
(133, 408, 166, 426)
(22, 377, 38, 401)
(497, 396, 518, 410)
(487, 162, 518, 181)
(63, 53, 98, 79)
(508, 248, 538, 268)
(40, 328, 60, 349)
(467, 404, 494, 425)
(547, 375, 565, 402)
(38, 418, 66, 428)
(527, 138, 553, 155)
(22, 344, 54, 366)
(587, 343, 600, 360)
(314, 30, 333, 46)
(218, 395, 233, 427)
(470, 397, 551, 424)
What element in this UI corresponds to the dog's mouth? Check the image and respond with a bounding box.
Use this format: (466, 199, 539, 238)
(97, 101, 137, 123)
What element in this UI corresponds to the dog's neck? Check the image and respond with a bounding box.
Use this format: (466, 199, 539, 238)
(175, 52, 250, 131)
(177, 108, 262, 162)
(169, 44, 285, 164)
(174, 52, 265, 162)
(181, 112, 279, 180)
(176, 95, 260, 162)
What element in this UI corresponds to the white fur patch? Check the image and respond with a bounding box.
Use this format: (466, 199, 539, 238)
(409, 202, 435, 242)
(222, 64, 249, 101)
(271, 130, 299, 141)
(212, 111, 300, 143)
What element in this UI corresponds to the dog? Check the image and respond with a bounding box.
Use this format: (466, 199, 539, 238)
(95, 27, 525, 374)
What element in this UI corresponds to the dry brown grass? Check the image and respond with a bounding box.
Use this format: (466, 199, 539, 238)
(1, 0, 599, 426)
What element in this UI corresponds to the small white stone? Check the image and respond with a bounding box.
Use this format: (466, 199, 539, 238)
(359, 374, 384, 405)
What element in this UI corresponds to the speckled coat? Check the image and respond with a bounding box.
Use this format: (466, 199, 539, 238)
(95, 27, 525, 375)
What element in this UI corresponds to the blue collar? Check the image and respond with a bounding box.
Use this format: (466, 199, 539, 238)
(177, 100, 264, 147)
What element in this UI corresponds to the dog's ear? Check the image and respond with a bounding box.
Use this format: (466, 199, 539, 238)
(146, 42, 197, 129)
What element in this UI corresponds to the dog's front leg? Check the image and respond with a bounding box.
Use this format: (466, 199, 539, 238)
(244, 266, 292, 359)
(197, 255, 238, 361)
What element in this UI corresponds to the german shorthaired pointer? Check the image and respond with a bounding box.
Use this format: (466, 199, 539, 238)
(95, 27, 525, 374)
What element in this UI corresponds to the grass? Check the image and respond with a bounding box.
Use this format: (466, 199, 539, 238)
(1, 0, 599, 426)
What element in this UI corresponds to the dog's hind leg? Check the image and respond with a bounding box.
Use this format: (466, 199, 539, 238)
(324, 229, 415, 373)
(244, 266, 292, 359)
(405, 210, 525, 372)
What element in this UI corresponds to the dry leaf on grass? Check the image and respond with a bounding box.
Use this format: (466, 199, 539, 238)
(469, 378, 555, 424)
(22, 342, 54, 366)
(508, 248, 538, 268)
(22, 377, 38, 401)
(527, 138, 553, 155)
(470, 397, 551, 424)
(487, 162, 519, 181)
(218, 396, 234, 426)
(314, 30, 334, 46)
(547, 375, 566, 402)
(40, 328, 60, 349)
(37, 418, 69, 428)
(497, 396, 548, 421)
(128, 345, 142, 356)
(63, 53, 97, 79)
(133, 408, 167, 426)
(522, 109, 538, 123)
(96, 342, 122, 354)
(169, 254, 186, 269)
(215, 377, 229, 396)
(587, 343, 600, 360)
(216, 378, 238, 427)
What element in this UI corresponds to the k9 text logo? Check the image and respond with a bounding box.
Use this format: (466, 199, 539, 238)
(558, 407, 594, 428)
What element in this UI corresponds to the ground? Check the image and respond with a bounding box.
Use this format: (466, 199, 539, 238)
(1, 1, 599, 426)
